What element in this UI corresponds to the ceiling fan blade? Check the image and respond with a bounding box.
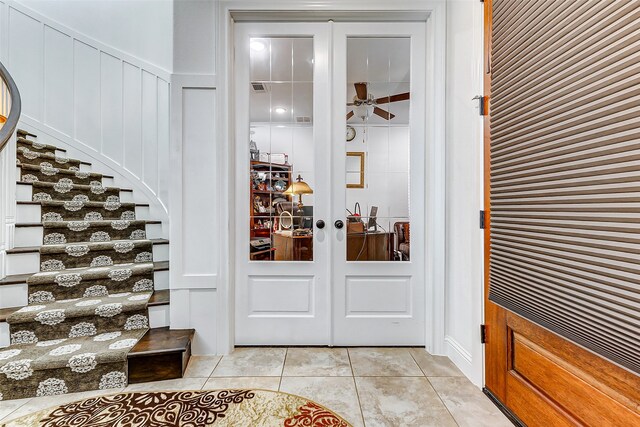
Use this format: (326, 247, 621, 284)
(375, 92, 410, 104)
(354, 82, 368, 100)
(346, 103, 356, 106)
(373, 107, 395, 120)
(346, 110, 354, 120)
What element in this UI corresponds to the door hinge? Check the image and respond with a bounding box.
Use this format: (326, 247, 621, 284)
(472, 95, 486, 115)
(480, 210, 486, 229)
(481, 324, 487, 344)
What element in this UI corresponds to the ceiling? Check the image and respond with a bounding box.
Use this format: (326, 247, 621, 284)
(249, 37, 411, 125)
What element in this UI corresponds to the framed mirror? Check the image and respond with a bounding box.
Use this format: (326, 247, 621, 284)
(346, 152, 365, 188)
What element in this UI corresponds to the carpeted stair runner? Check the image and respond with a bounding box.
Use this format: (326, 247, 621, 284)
(0, 131, 156, 401)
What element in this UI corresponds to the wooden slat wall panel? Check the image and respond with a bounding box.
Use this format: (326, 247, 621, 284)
(488, 0, 640, 374)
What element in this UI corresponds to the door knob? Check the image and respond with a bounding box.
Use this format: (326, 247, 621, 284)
(334, 220, 344, 229)
(316, 220, 325, 229)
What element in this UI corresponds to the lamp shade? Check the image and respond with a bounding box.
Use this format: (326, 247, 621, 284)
(283, 175, 313, 195)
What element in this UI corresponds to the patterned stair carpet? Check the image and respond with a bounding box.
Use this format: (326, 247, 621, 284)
(0, 131, 155, 401)
(4, 390, 352, 427)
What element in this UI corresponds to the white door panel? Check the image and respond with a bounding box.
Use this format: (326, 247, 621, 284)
(235, 21, 426, 346)
(235, 23, 331, 345)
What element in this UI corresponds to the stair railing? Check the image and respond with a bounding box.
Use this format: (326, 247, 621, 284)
(0, 60, 20, 150)
(0, 61, 20, 280)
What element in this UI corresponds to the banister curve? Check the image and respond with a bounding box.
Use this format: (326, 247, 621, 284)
(0, 60, 22, 152)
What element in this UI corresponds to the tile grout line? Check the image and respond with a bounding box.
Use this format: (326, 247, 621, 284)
(0, 398, 32, 424)
(408, 349, 429, 378)
(208, 355, 224, 379)
(409, 351, 461, 427)
(426, 376, 461, 427)
(278, 348, 288, 391)
(347, 348, 367, 427)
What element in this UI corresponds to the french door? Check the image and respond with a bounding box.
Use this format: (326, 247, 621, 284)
(234, 21, 426, 346)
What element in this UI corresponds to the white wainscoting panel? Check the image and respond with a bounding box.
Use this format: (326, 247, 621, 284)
(123, 62, 143, 178)
(180, 88, 217, 277)
(8, 7, 42, 121)
(248, 276, 314, 316)
(100, 52, 123, 163)
(43, 25, 73, 135)
(0, 0, 171, 219)
(346, 276, 412, 316)
(73, 40, 100, 150)
(142, 71, 159, 192)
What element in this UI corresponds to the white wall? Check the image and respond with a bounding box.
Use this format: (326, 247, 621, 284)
(14, 0, 173, 71)
(0, 0, 171, 223)
(444, 0, 485, 386)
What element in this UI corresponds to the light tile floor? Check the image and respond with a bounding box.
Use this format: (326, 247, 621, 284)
(0, 347, 512, 426)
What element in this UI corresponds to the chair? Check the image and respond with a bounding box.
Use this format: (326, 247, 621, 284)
(394, 222, 410, 261)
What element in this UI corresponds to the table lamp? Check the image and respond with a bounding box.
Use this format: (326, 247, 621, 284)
(283, 174, 313, 221)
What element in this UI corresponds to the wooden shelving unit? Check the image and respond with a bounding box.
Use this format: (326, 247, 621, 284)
(250, 160, 292, 240)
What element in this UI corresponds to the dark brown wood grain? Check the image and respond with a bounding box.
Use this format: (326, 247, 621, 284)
(128, 327, 194, 384)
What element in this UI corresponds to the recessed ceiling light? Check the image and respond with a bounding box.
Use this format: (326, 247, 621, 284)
(274, 107, 287, 114)
(250, 41, 265, 51)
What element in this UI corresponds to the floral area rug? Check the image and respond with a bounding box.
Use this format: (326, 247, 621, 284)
(3, 389, 353, 427)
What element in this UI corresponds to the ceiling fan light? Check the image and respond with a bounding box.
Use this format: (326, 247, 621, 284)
(354, 104, 374, 121)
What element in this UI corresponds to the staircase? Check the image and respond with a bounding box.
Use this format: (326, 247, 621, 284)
(0, 130, 193, 401)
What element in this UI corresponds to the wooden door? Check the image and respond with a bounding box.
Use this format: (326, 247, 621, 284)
(483, 1, 640, 425)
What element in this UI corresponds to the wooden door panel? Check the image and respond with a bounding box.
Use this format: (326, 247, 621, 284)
(505, 372, 578, 427)
(508, 314, 640, 425)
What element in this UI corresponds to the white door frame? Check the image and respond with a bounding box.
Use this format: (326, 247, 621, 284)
(217, 0, 448, 355)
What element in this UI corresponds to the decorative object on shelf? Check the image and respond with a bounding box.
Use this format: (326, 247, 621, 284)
(346, 152, 365, 188)
(346, 125, 356, 141)
(270, 153, 286, 164)
(283, 174, 314, 219)
(274, 179, 286, 192)
(347, 202, 365, 233)
(279, 211, 294, 231)
(249, 136, 259, 160)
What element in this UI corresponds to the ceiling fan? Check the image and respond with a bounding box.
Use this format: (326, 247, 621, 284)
(346, 82, 410, 121)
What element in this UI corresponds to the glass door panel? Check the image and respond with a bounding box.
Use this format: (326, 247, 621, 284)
(344, 37, 411, 261)
(249, 37, 314, 261)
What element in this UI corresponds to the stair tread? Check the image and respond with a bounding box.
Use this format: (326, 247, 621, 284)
(15, 219, 161, 228)
(128, 327, 195, 357)
(19, 163, 107, 179)
(7, 238, 169, 254)
(0, 329, 147, 371)
(17, 137, 66, 152)
(17, 129, 37, 138)
(148, 289, 170, 307)
(17, 147, 91, 165)
(17, 180, 133, 192)
(0, 289, 169, 322)
(17, 201, 148, 206)
(0, 261, 169, 287)
(7, 292, 152, 325)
